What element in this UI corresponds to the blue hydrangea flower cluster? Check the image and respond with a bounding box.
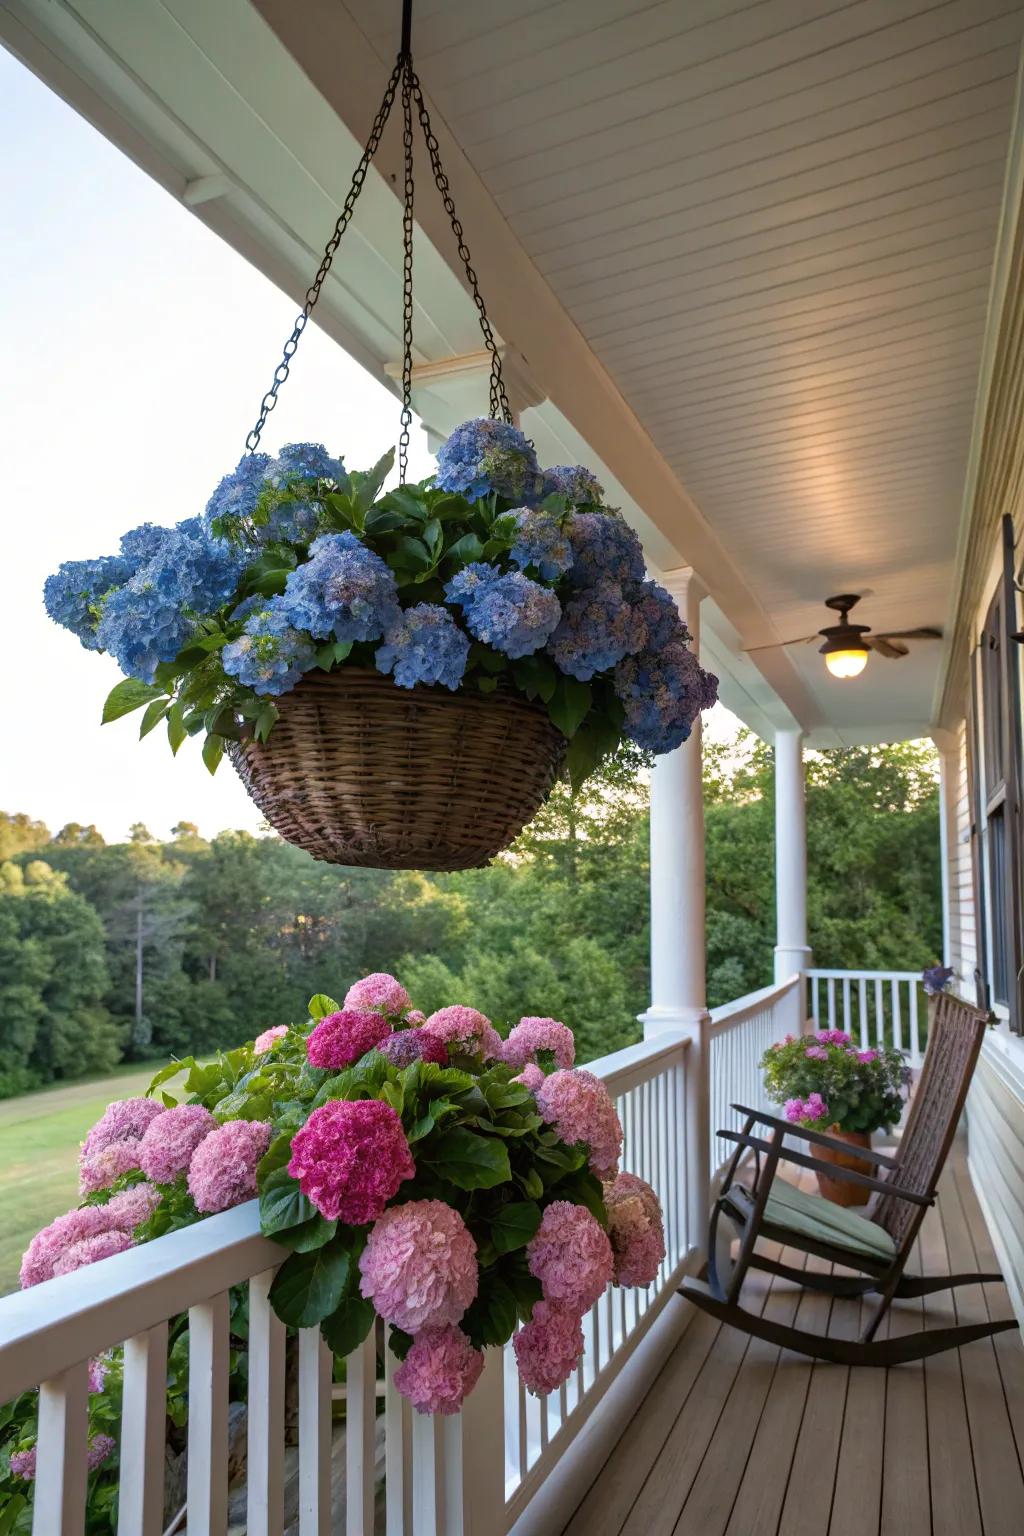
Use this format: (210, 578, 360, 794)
(628, 579, 686, 652)
(375, 604, 470, 690)
(281, 531, 399, 642)
(509, 509, 574, 580)
(434, 418, 540, 503)
(543, 464, 604, 505)
(548, 580, 646, 681)
(120, 524, 173, 569)
(271, 442, 346, 485)
(42, 556, 132, 651)
(222, 599, 316, 696)
(567, 513, 646, 589)
(613, 638, 719, 753)
(205, 453, 274, 527)
(262, 497, 323, 545)
(445, 563, 561, 659)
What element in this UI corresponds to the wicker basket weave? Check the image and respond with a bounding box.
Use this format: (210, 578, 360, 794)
(228, 668, 567, 870)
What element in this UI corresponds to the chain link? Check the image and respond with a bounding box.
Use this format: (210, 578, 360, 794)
(398, 59, 415, 484)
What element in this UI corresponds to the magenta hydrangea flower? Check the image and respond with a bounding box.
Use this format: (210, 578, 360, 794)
(512, 1063, 545, 1092)
(81, 1097, 164, 1160)
(53, 1229, 135, 1277)
(10, 1448, 36, 1480)
(343, 972, 411, 1018)
(503, 1017, 575, 1071)
(784, 1092, 829, 1124)
(421, 1005, 493, 1055)
(87, 1434, 115, 1471)
(79, 1139, 143, 1196)
(254, 1025, 288, 1054)
(603, 1173, 665, 1287)
(307, 1009, 392, 1069)
(378, 1028, 449, 1069)
(816, 1029, 851, 1045)
(359, 1199, 478, 1332)
(526, 1200, 613, 1312)
(187, 1120, 272, 1214)
(393, 1327, 485, 1414)
(138, 1103, 217, 1183)
(513, 1301, 585, 1396)
(857, 1048, 879, 1063)
(288, 1100, 414, 1224)
(535, 1070, 623, 1178)
(804, 1045, 829, 1060)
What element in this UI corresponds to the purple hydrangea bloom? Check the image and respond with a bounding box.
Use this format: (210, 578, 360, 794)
(567, 513, 646, 589)
(205, 452, 274, 526)
(434, 418, 540, 504)
(43, 555, 131, 650)
(548, 581, 645, 681)
(281, 531, 400, 642)
(376, 604, 470, 689)
(542, 465, 604, 506)
(509, 509, 574, 580)
(445, 564, 561, 659)
(922, 964, 954, 997)
(627, 580, 685, 652)
(222, 598, 317, 695)
(613, 636, 718, 753)
(271, 442, 346, 485)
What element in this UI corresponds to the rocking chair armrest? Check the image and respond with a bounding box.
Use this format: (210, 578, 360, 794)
(719, 1130, 932, 1206)
(728, 1104, 899, 1167)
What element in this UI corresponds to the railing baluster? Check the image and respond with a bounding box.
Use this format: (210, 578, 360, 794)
(910, 982, 922, 1067)
(298, 1326, 332, 1536)
(118, 1322, 169, 1536)
(32, 1360, 89, 1536)
(842, 976, 851, 1040)
(248, 1269, 286, 1536)
(385, 1348, 412, 1536)
(188, 1293, 230, 1536)
(891, 979, 903, 1055)
(346, 1333, 378, 1536)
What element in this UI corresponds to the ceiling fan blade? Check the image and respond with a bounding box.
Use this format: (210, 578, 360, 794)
(873, 627, 943, 641)
(741, 635, 817, 654)
(866, 635, 909, 658)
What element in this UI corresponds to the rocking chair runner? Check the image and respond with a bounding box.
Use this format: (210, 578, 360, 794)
(679, 992, 1020, 1366)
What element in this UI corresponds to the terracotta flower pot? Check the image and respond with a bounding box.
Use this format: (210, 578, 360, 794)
(814, 1127, 874, 1206)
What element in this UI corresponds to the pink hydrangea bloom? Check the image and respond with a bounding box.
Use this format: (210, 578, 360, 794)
(512, 1063, 545, 1092)
(254, 1025, 288, 1054)
(10, 1447, 36, 1480)
(81, 1097, 164, 1160)
(343, 972, 411, 1018)
(21, 1205, 122, 1288)
(405, 1009, 427, 1025)
(535, 1070, 623, 1177)
(53, 1230, 135, 1277)
(421, 1005, 492, 1054)
(79, 1139, 143, 1195)
(378, 1028, 449, 1069)
(857, 1048, 879, 1063)
(288, 1100, 414, 1224)
(503, 1017, 575, 1071)
(481, 1023, 505, 1062)
(527, 1200, 613, 1312)
(88, 1357, 107, 1394)
(188, 1120, 272, 1214)
(785, 1092, 829, 1124)
(105, 1183, 162, 1230)
(513, 1301, 585, 1396)
(604, 1173, 665, 1287)
(359, 1199, 478, 1332)
(804, 1046, 829, 1060)
(87, 1434, 115, 1471)
(393, 1327, 484, 1414)
(307, 1010, 392, 1069)
(816, 1029, 851, 1045)
(138, 1103, 217, 1183)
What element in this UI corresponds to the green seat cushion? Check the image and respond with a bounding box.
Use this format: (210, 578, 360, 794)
(759, 1179, 897, 1262)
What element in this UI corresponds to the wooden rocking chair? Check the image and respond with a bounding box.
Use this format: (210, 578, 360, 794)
(679, 992, 1020, 1365)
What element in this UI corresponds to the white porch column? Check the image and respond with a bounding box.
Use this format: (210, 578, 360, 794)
(773, 728, 812, 985)
(932, 730, 959, 971)
(639, 568, 711, 1250)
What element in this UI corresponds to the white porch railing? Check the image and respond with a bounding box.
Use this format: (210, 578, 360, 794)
(806, 968, 929, 1067)
(708, 976, 805, 1177)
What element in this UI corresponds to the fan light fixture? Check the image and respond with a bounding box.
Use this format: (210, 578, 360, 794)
(823, 646, 869, 679)
(818, 596, 871, 680)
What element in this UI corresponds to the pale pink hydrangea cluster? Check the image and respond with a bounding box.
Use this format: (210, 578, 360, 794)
(79, 1139, 144, 1196)
(306, 1009, 392, 1069)
(54, 1229, 135, 1276)
(526, 1201, 613, 1313)
(404, 1009, 427, 1026)
(421, 1005, 493, 1055)
(804, 1045, 829, 1060)
(378, 1027, 448, 1068)
(88, 1357, 108, 1394)
(9, 1432, 113, 1481)
(513, 1301, 585, 1396)
(603, 1173, 665, 1286)
(188, 1120, 271, 1214)
(81, 1097, 164, 1159)
(343, 972, 411, 1018)
(254, 1024, 289, 1053)
(535, 1069, 623, 1177)
(393, 1326, 484, 1414)
(360, 1199, 478, 1332)
(138, 1103, 216, 1183)
(9, 1447, 37, 1480)
(503, 1017, 575, 1071)
(784, 1091, 829, 1124)
(20, 1183, 161, 1289)
(512, 1063, 545, 1092)
(105, 1183, 163, 1229)
(288, 1100, 414, 1224)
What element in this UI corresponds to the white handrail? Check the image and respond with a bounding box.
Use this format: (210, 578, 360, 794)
(707, 976, 804, 1177)
(805, 968, 928, 1066)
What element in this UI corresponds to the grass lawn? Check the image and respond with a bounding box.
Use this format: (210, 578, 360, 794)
(0, 1063, 163, 1296)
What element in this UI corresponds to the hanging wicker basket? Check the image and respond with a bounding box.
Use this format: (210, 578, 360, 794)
(227, 669, 567, 870)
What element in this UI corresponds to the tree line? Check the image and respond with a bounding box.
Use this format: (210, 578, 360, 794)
(0, 736, 942, 1098)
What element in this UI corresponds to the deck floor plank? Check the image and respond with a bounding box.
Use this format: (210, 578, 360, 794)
(879, 1237, 931, 1536)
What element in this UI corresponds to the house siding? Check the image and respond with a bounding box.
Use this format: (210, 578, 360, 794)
(967, 1043, 1024, 1326)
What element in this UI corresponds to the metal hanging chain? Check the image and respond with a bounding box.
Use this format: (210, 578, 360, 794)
(398, 58, 415, 484)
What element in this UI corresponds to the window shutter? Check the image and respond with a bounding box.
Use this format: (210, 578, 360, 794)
(967, 648, 991, 1013)
(999, 513, 1024, 1032)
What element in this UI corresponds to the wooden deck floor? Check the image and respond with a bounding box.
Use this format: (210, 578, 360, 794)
(563, 1140, 1024, 1536)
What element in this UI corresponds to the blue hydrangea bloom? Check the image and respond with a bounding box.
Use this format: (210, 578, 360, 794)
(542, 465, 604, 506)
(627, 580, 686, 652)
(548, 581, 646, 681)
(444, 563, 560, 659)
(509, 509, 574, 580)
(262, 497, 322, 545)
(613, 638, 719, 753)
(434, 418, 541, 504)
(175, 516, 205, 540)
(222, 598, 316, 696)
(271, 442, 346, 485)
(567, 512, 646, 589)
(230, 594, 270, 625)
(42, 556, 131, 650)
(375, 604, 470, 690)
(205, 453, 273, 526)
(281, 531, 399, 642)
(120, 524, 172, 570)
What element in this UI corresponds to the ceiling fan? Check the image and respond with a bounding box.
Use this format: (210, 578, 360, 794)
(744, 594, 943, 679)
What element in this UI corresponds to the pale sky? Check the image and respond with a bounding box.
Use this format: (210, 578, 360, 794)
(0, 49, 738, 844)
